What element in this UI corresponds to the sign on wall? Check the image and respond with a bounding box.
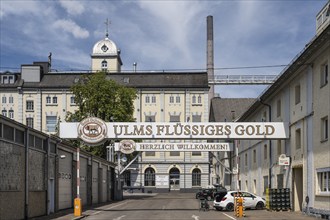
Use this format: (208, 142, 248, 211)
(60, 117, 289, 145)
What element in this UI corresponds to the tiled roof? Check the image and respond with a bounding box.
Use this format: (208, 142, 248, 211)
(0, 72, 209, 90)
(210, 97, 256, 122)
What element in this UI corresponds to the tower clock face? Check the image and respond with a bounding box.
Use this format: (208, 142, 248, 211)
(101, 44, 108, 52)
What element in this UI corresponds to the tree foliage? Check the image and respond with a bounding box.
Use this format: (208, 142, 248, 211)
(65, 72, 137, 158)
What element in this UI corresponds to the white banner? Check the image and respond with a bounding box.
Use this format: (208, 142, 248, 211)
(156, 175, 169, 186)
(60, 120, 289, 142)
(114, 142, 232, 152)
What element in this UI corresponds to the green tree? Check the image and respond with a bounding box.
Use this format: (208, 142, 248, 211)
(66, 71, 137, 158)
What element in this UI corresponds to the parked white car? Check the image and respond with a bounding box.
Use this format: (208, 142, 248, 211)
(213, 191, 265, 211)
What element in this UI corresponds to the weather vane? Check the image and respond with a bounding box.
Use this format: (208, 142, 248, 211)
(105, 18, 111, 38)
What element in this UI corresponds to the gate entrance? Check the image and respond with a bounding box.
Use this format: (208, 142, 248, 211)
(169, 168, 180, 191)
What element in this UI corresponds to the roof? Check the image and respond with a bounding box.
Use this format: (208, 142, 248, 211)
(209, 97, 255, 122)
(0, 71, 209, 90)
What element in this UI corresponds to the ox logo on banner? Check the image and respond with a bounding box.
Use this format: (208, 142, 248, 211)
(77, 117, 107, 145)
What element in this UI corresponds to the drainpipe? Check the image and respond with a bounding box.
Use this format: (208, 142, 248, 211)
(259, 99, 272, 189)
(24, 127, 30, 219)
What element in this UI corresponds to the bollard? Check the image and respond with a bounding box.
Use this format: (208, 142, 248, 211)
(74, 198, 82, 217)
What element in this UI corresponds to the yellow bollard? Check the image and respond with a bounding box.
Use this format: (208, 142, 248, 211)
(235, 197, 244, 217)
(74, 198, 82, 217)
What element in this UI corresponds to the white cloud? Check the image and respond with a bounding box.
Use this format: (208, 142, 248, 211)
(0, 1, 43, 18)
(53, 19, 89, 39)
(58, 0, 85, 16)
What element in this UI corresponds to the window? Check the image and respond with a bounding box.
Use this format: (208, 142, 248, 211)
(8, 110, 14, 119)
(15, 129, 25, 145)
(2, 96, 6, 104)
(26, 100, 34, 111)
(170, 152, 180, 156)
(192, 151, 201, 156)
(145, 96, 150, 103)
(317, 168, 330, 193)
(197, 95, 202, 104)
(145, 152, 155, 156)
(245, 153, 248, 166)
(101, 60, 108, 70)
(192, 115, 201, 122)
(263, 176, 269, 193)
(3, 124, 14, 141)
(46, 116, 57, 132)
(277, 99, 281, 117)
(2, 110, 7, 117)
(296, 128, 301, 149)
(176, 96, 180, 103)
(264, 144, 267, 159)
(151, 96, 156, 103)
(192, 95, 196, 104)
(295, 84, 301, 105)
(321, 116, 329, 141)
(52, 96, 57, 104)
(9, 96, 13, 103)
(277, 140, 282, 156)
(26, 117, 34, 128)
(253, 149, 256, 163)
(262, 111, 267, 122)
(192, 168, 201, 186)
(3, 76, 8, 84)
(144, 168, 155, 186)
(145, 115, 155, 122)
(321, 63, 328, 87)
(170, 115, 180, 122)
(70, 96, 75, 104)
(169, 96, 174, 103)
(46, 96, 51, 104)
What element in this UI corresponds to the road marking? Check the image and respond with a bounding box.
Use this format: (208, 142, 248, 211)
(92, 211, 101, 215)
(222, 212, 237, 220)
(113, 215, 126, 220)
(106, 201, 130, 210)
(191, 215, 200, 220)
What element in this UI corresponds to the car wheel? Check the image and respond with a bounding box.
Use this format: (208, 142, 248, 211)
(256, 202, 264, 210)
(226, 203, 234, 211)
(215, 207, 223, 211)
(206, 195, 212, 201)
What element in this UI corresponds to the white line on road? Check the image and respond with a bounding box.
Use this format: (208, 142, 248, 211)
(222, 212, 237, 220)
(113, 215, 126, 220)
(106, 201, 130, 210)
(191, 214, 200, 220)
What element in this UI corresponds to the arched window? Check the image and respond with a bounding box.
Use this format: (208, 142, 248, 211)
(101, 60, 108, 70)
(192, 95, 196, 104)
(198, 95, 202, 104)
(192, 168, 201, 186)
(144, 167, 155, 186)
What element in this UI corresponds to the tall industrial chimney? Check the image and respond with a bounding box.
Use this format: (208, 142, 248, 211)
(207, 15, 215, 103)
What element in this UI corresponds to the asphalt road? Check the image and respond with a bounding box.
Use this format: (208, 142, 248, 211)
(79, 192, 316, 220)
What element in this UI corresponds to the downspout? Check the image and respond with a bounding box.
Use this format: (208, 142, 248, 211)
(259, 99, 272, 189)
(24, 127, 30, 219)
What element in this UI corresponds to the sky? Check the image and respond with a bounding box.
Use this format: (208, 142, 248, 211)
(0, 0, 328, 98)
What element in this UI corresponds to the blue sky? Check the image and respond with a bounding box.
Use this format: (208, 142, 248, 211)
(0, 0, 328, 97)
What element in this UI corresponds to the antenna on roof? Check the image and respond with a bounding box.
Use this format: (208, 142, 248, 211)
(104, 18, 111, 38)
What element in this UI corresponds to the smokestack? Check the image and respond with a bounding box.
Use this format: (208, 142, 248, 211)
(207, 15, 215, 102)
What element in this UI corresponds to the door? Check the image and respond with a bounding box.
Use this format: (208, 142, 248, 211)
(293, 167, 303, 211)
(169, 168, 180, 191)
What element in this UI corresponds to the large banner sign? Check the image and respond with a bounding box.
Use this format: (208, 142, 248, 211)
(59, 117, 289, 145)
